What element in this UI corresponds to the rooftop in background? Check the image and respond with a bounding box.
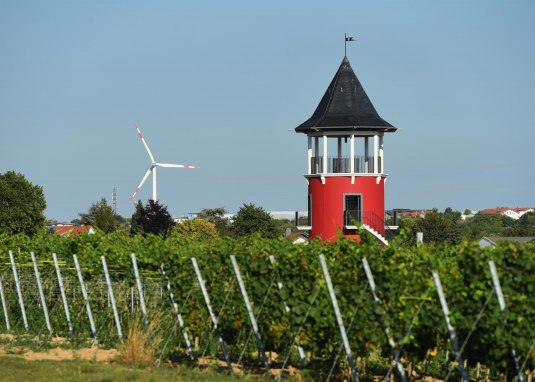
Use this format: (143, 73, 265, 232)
(53, 224, 95, 236)
(295, 56, 396, 133)
(479, 236, 535, 248)
(480, 207, 534, 220)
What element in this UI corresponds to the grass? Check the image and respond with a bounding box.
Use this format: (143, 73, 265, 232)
(118, 312, 163, 366)
(0, 356, 260, 381)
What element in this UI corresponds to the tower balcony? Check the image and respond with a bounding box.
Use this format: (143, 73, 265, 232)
(309, 156, 382, 175)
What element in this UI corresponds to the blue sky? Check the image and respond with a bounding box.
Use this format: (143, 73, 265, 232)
(1, 0, 534, 222)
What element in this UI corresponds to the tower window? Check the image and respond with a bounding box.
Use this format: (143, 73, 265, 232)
(344, 194, 361, 226)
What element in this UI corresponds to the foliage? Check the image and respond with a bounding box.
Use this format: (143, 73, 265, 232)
(171, 218, 219, 243)
(130, 200, 174, 237)
(506, 211, 535, 236)
(397, 208, 535, 244)
(197, 207, 230, 235)
(459, 212, 511, 240)
(273, 218, 295, 237)
(0, 171, 46, 236)
(0, 233, 533, 377)
(413, 208, 461, 245)
(232, 203, 278, 238)
(72, 198, 117, 233)
(129, 200, 144, 235)
(142, 200, 174, 237)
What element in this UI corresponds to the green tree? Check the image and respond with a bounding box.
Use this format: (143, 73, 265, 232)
(171, 218, 219, 243)
(73, 198, 117, 233)
(506, 211, 535, 236)
(132, 199, 174, 237)
(395, 208, 462, 245)
(129, 200, 144, 235)
(232, 203, 278, 238)
(0, 171, 46, 236)
(459, 212, 509, 240)
(273, 218, 295, 236)
(197, 207, 230, 235)
(415, 210, 461, 245)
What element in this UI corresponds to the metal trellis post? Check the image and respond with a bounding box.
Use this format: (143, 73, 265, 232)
(268, 255, 306, 364)
(319, 254, 358, 382)
(131, 254, 149, 333)
(230, 255, 271, 375)
(9, 250, 28, 331)
(53, 253, 73, 337)
(432, 270, 469, 382)
(101, 256, 123, 342)
(0, 274, 10, 331)
(488, 261, 527, 382)
(73, 254, 97, 343)
(31, 252, 52, 335)
(160, 263, 194, 360)
(191, 257, 233, 373)
(362, 257, 407, 382)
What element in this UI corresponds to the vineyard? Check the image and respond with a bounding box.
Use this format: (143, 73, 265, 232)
(0, 231, 534, 381)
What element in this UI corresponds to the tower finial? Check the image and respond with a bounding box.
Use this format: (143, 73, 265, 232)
(344, 33, 355, 57)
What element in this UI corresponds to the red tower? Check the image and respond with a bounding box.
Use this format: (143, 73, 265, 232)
(295, 56, 396, 243)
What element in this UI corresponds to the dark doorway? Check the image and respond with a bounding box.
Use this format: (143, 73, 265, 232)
(344, 194, 361, 226)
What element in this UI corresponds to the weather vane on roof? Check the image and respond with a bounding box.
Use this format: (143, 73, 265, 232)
(344, 33, 355, 57)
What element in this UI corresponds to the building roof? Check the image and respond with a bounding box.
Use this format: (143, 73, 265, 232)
(295, 56, 396, 133)
(513, 207, 534, 212)
(480, 208, 513, 215)
(55, 225, 95, 236)
(480, 236, 535, 247)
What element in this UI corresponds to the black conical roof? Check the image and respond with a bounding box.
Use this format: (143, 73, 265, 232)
(295, 56, 396, 133)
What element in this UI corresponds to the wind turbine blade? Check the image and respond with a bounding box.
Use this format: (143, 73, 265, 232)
(135, 125, 156, 163)
(155, 163, 199, 169)
(131, 168, 152, 200)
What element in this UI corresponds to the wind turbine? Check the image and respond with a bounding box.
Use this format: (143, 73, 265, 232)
(131, 125, 198, 202)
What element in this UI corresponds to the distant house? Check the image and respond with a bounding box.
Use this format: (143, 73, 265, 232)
(285, 231, 309, 244)
(54, 224, 95, 236)
(513, 207, 534, 218)
(479, 236, 535, 248)
(480, 207, 534, 220)
(396, 210, 433, 219)
(461, 210, 477, 220)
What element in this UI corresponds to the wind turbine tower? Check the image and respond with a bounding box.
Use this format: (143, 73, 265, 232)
(131, 125, 199, 202)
